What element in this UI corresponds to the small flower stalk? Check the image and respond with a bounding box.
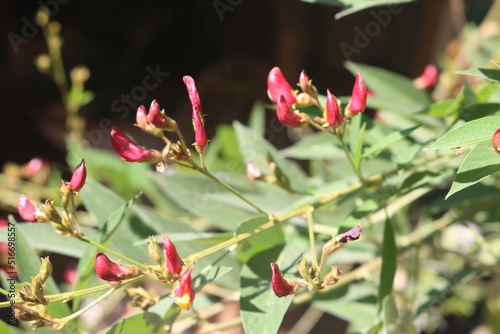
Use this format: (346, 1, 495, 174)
(163, 235, 184, 275)
(345, 73, 367, 118)
(298, 70, 318, 99)
(94, 252, 141, 283)
(173, 268, 195, 311)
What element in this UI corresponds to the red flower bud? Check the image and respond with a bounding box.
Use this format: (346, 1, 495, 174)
(163, 235, 183, 275)
(147, 100, 169, 128)
(338, 225, 362, 244)
(174, 267, 195, 311)
(325, 89, 344, 127)
(345, 73, 367, 117)
(277, 95, 304, 128)
(94, 252, 127, 282)
(136, 105, 149, 128)
(183, 76, 208, 149)
(414, 64, 439, 89)
(267, 67, 297, 105)
(18, 195, 39, 222)
(493, 129, 500, 154)
(69, 159, 86, 192)
(110, 128, 151, 162)
(298, 70, 318, 99)
(270, 263, 294, 297)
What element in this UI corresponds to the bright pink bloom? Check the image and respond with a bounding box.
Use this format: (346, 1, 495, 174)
(346, 73, 367, 116)
(147, 100, 169, 128)
(267, 67, 297, 105)
(325, 90, 344, 127)
(69, 160, 86, 192)
(338, 225, 362, 244)
(163, 235, 183, 275)
(136, 105, 149, 128)
(277, 95, 303, 128)
(493, 129, 500, 154)
(18, 195, 38, 222)
(94, 252, 127, 282)
(110, 128, 151, 162)
(174, 268, 195, 311)
(270, 263, 294, 297)
(414, 64, 439, 89)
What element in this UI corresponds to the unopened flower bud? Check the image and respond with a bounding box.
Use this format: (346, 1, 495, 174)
(148, 100, 177, 131)
(94, 252, 141, 282)
(325, 89, 344, 127)
(492, 129, 500, 154)
(42, 200, 61, 225)
(183, 76, 208, 151)
(18, 195, 40, 222)
(69, 160, 86, 192)
(136, 105, 149, 128)
(322, 266, 341, 287)
(163, 235, 183, 275)
(110, 128, 160, 163)
(413, 64, 439, 89)
(345, 73, 367, 117)
(148, 236, 163, 265)
(267, 67, 297, 105)
(69, 65, 90, 84)
(173, 268, 195, 311)
(60, 180, 71, 209)
(270, 263, 296, 298)
(298, 70, 318, 99)
(246, 162, 263, 180)
(38, 257, 53, 283)
(277, 95, 305, 128)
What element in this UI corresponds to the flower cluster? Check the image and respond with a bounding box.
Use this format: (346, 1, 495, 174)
(270, 225, 362, 298)
(267, 67, 367, 129)
(109, 76, 208, 168)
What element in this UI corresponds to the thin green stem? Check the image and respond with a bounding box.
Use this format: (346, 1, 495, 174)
(70, 195, 83, 236)
(337, 133, 364, 183)
(76, 236, 147, 269)
(306, 208, 319, 268)
(59, 287, 117, 324)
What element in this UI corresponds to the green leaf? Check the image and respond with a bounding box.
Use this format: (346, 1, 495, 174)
(363, 125, 420, 158)
(236, 216, 284, 263)
(457, 67, 500, 83)
(105, 312, 165, 334)
(248, 101, 267, 137)
(426, 116, 500, 150)
(281, 131, 345, 160)
(0, 319, 25, 334)
(446, 141, 500, 198)
(378, 219, 397, 311)
(345, 62, 432, 114)
(233, 121, 307, 192)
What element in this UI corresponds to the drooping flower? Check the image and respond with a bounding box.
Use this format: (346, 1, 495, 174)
(110, 128, 151, 162)
(174, 268, 195, 311)
(183, 76, 208, 149)
(276, 95, 304, 128)
(18, 195, 39, 222)
(325, 89, 344, 127)
(413, 64, 439, 89)
(270, 263, 295, 298)
(267, 67, 297, 105)
(492, 129, 500, 154)
(69, 160, 86, 192)
(94, 252, 140, 282)
(163, 235, 183, 275)
(345, 73, 367, 117)
(338, 225, 362, 244)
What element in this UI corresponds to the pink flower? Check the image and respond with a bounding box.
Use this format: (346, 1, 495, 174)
(346, 73, 367, 117)
(110, 128, 151, 162)
(94, 252, 127, 282)
(492, 129, 500, 154)
(163, 235, 183, 275)
(267, 67, 297, 105)
(338, 225, 362, 244)
(135, 105, 149, 128)
(18, 195, 38, 222)
(69, 160, 86, 192)
(270, 263, 294, 297)
(183, 76, 208, 149)
(276, 95, 304, 128)
(148, 100, 170, 128)
(325, 89, 344, 127)
(174, 268, 195, 311)
(414, 64, 439, 89)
